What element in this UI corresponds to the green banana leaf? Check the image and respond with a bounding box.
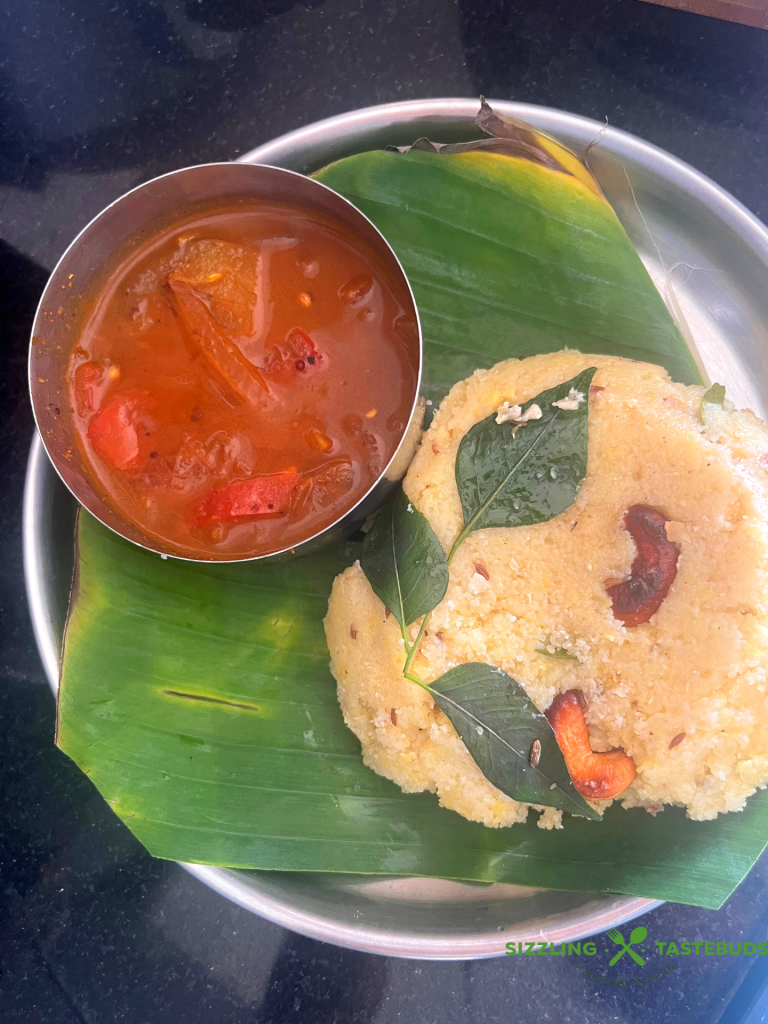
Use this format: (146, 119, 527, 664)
(57, 114, 767, 909)
(61, 513, 768, 908)
(315, 121, 699, 404)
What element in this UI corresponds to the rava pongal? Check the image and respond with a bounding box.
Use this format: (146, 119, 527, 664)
(324, 351, 768, 829)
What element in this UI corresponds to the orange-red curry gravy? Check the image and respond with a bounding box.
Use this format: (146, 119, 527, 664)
(67, 202, 418, 558)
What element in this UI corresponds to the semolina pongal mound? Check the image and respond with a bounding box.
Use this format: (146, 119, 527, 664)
(324, 351, 768, 829)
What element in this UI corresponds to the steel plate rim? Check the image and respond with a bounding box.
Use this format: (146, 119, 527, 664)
(240, 96, 768, 261)
(24, 434, 62, 689)
(180, 862, 662, 961)
(30, 95, 768, 958)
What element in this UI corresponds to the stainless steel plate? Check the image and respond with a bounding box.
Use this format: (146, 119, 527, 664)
(25, 98, 768, 959)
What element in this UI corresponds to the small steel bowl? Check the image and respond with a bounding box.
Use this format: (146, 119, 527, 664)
(28, 162, 423, 562)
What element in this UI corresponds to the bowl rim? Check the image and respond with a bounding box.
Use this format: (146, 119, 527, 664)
(27, 160, 423, 564)
(31, 93, 768, 958)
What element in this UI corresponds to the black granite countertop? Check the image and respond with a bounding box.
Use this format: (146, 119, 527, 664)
(3, 1, 768, 1020)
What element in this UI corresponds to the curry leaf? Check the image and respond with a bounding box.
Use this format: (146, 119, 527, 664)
(360, 487, 448, 628)
(427, 663, 599, 819)
(536, 647, 579, 661)
(454, 369, 596, 541)
(701, 381, 726, 423)
(702, 382, 726, 409)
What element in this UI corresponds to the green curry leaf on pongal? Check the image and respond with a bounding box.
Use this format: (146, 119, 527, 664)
(702, 382, 726, 411)
(427, 663, 599, 819)
(361, 372, 600, 814)
(536, 647, 579, 661)
(701, 382, 726, 423)
(453, 368, 596, 551)
(360, 486, 448, 628)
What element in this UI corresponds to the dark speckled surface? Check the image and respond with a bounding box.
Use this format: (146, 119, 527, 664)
(3, 1, 768, 1020)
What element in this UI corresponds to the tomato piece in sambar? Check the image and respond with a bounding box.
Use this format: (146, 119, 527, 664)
(198, 471, 301, 524)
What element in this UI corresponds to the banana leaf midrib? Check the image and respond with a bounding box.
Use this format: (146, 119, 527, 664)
(104, 625, 330, 664)
(143, 686, 340, 713)
(405, 272, 674, 342)
(85, 752, 388, 791)
(422, 333, 681, 370)
(99, 570, 334, 603)
(335, 185, 660, 305)
(340, 190, 625, 271)
(401, 236, 652, 293)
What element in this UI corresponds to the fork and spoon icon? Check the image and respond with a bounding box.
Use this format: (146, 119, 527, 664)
(607, 926, 648, 966)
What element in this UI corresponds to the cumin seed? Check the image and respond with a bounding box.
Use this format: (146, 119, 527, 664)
(474, 562, 490, 580)
(529, 739, 541, 767)
(669, 732, 685, 749)
(350, 625, 358, 640)
(390, 708, 397, 726)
